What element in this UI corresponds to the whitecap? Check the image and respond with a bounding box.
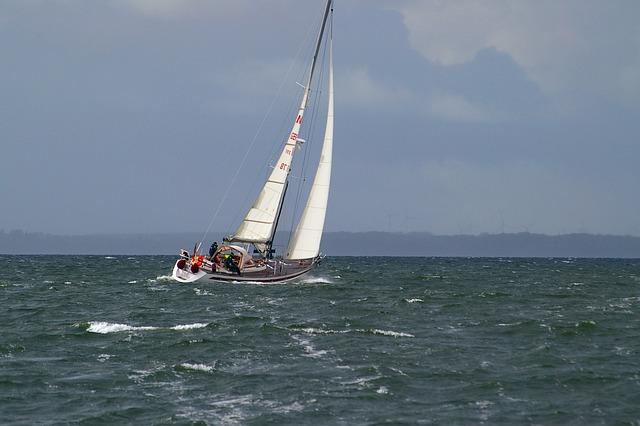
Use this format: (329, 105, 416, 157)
(292, 335, 329, 358)
(87, 321, 158, 334)
(390, 367, 408, 376)
(295, 327, 413, 338)
(370, 329, 414, 338)
(296, 327, 349, 335)
(342, 375, 381, 387)
(376, 386, 389, 394)
(97, 354, 113, 362)
(576, 320, 596, 327)
(178, 363, 215, 373)
(171, 323, 209, 330)
(405, 298, 424, 303)
(497, 322, 523, 327)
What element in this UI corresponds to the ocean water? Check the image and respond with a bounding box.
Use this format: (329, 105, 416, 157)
(1, 255, 639, 425)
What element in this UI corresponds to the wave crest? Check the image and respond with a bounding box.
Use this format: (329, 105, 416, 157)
(84, 321, 209, 334)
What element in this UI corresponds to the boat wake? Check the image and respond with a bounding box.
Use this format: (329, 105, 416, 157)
(300, 276, 332, 284)
(156, 274, 175, 282)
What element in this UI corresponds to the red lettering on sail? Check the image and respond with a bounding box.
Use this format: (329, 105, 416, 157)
(296, 115, 303, 124)
(290, 132, 298, 141)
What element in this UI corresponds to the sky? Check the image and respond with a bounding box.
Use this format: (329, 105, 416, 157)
(2, 0, 640, 237)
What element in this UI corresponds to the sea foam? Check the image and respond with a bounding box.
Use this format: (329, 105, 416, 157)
(178, 363, 215, 372)
(86, 321, 209, 334)
(171, 323, 209, 330)
(87, 322, 157, 334)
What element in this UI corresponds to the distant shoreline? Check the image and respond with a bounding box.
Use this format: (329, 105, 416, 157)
(2, 230, 640, 258)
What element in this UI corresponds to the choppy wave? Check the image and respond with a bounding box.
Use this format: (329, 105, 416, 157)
(171, 323, 209, 330)
(86, 322, 158, 334)
(370, 329, 414, 338)
(84, 321, 209, 334)
(291, 335, 330, 358)
(4, 255, 640, 425)
(293, 327, 414, 338)
(294, 327, 349, 335)
(177, 363, 215, 373)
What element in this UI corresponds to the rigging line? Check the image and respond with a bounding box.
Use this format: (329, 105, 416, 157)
(199, 91, 283, 248)
(199, 13, 321, 248)
(260, 12, 323, 172)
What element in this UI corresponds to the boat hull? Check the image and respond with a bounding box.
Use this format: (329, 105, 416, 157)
(171, 256, 323, 283)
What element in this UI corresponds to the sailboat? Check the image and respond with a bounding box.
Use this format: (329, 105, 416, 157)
(172, 0, 334, 283)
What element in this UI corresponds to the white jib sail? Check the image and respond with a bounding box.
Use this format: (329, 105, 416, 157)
(230, 125, 301, 250)
(285, 40, 333, 260)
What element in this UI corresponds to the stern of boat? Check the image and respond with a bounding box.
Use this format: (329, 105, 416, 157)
(171, 257, 208, 283)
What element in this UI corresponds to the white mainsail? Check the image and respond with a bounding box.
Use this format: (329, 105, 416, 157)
(228, 0, 333, 256)
(285, 40, 333, 260)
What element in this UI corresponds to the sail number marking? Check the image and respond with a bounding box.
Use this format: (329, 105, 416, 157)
(279, 162, 290, 172)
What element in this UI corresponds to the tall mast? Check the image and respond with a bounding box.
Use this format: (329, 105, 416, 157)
(228, 0, 334, 257)
(303, 0, 333, 109)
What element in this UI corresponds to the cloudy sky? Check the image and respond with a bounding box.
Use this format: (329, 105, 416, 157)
(2, 0, 640, 237)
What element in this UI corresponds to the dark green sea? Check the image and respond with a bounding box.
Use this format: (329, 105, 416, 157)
(1, 256, 639, 425)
